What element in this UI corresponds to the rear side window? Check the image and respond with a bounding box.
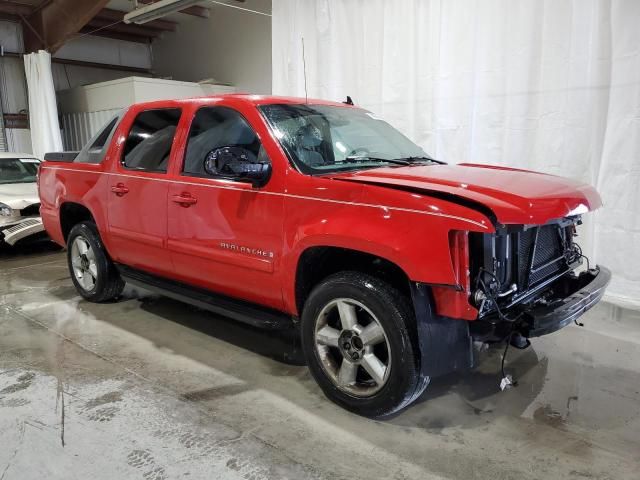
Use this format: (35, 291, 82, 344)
(122, 108, 181, 172)
(74, 114, 121, 164)
(91, 117, 118, 150)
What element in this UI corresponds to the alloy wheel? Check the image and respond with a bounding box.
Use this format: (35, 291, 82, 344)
(314, 298, 392, 397)
(70, 236, 97, 291)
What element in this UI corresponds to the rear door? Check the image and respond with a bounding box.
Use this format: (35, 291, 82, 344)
(166, 105, 285, 310)
(107, 107, 182, 275)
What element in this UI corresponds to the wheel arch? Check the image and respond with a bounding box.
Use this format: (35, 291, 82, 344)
(59, 202, 96, 243)
(293, 245, 412, 316)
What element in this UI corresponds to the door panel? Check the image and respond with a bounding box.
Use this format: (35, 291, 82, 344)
(167, 106, 285, 310)
(107, 173, 171, 273)
(107, 108, 181, 276)
(168, 179, 284, 308)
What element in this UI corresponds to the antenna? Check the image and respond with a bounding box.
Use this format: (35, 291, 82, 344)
(301, 37, 308, 103)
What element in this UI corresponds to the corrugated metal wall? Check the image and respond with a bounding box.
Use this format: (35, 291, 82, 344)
(61, 109, 119, 151)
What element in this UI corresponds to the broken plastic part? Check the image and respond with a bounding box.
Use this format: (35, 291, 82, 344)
(500, 374, 514, 391)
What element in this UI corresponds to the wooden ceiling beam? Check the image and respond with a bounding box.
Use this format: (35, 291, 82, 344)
(85, 18, 164, 39)
(23, 0, 112, 53)
(0, 1, 34, 17)
(78, 26, 151, 44)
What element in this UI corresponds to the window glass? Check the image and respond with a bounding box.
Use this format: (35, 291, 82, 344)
(183, 106, 267, 177)
(91, 117, 118, 150)
(0, 158, 39, 184)
(75, 114, 121, 164)
(122, 108, 181, 172)
(259, 104, 434, 174)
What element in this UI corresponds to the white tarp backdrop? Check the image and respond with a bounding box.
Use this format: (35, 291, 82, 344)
(24, 50, 63, 160)
(272, 0, 640, 308)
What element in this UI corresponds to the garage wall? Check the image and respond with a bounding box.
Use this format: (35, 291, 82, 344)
(152, 0, 272, 94)
(0, 55, 30, 153)
(0, 19, 152, 155)
(273, 0, 640, 308)
(52, 63, 151, 92)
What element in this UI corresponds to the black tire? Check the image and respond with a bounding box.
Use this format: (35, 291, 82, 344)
(301, 271, 429, 418)
(67, 221, 124, 302)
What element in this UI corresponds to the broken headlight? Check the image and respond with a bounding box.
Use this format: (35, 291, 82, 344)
(0, 203, 13, 217)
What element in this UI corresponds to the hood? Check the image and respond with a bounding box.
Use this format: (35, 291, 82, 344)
(0, 182, 39, 210)
(331, 163, 602, 225)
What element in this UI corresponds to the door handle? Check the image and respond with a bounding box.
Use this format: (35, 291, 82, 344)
(172, 193, 198, 207)
(111, 183, 129, 196)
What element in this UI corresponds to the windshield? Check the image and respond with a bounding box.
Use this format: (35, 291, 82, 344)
(0, 158, 39, 185)
(259, 104, 437, 174)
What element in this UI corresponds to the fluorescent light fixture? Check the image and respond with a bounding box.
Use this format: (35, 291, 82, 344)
(123, 0, 204, 24)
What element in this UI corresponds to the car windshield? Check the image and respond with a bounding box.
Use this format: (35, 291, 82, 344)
(0, 158, 39, 184)
(259, 104, 439, 174)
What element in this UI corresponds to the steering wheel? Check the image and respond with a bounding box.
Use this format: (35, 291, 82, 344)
(347, 147, 371, 157)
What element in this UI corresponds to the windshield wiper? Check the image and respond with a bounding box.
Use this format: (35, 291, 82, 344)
(344, 155, 411, 166)
(401, 156, 446, 165)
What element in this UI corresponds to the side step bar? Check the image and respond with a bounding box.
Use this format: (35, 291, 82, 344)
(117, 264, 294, 330)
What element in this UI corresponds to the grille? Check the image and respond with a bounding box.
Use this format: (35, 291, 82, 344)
(517, 225, 566, 288)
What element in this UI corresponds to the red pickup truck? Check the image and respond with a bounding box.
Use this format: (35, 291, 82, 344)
(39, 94, 610, 417)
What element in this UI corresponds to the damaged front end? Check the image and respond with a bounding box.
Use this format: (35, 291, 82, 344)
(467, 217, 611, 342)
(0, 202, 45, 246)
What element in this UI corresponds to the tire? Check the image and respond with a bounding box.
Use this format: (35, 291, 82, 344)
(67, 221, 124, 302)
(301, 271, 429, 418)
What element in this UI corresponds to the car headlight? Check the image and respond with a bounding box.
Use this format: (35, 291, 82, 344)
(0, 203, 13, 217)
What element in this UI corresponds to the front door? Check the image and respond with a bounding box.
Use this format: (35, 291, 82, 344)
(166, 105, 285, 310)
(107, 107, 182, 276)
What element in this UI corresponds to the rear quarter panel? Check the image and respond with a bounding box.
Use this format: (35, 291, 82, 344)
(38, 162, 109, 248)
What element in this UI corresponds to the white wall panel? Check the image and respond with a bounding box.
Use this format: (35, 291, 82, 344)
(61, 109, 120, 151)
(152, 0, 271, 94)
(54, 35, 152, 69)
(4, 129, 32, 154)
(0, 21, 23, 53)
(0, 56, 28, 113)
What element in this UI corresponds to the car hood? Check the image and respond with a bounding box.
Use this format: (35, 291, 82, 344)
(0, 182, 39, 210)
(331, 163, 602, 225)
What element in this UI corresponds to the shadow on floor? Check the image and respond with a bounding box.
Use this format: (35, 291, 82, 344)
(111, 287, 548, 429)
(138, 293, 305, 366)
(0, 237, 61, 259)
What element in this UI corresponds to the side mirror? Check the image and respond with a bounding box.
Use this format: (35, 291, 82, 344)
(204, 146, 271, 188)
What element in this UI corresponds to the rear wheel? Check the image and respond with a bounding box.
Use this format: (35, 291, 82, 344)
(301, 271, 428, 417)
(67, 221, 124, 302)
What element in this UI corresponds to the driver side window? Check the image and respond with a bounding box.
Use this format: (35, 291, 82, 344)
(182, 106, 268, 177)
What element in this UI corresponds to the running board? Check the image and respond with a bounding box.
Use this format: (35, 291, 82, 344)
(117, 265, 294, 330)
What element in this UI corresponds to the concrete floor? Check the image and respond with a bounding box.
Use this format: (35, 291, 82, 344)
(1, 244, 639, 480)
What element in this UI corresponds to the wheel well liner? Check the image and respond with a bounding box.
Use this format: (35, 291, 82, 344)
(60, 202, 95, 242)
(295, 246, 411, 313)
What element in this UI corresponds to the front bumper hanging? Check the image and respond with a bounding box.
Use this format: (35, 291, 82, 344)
(521, 266, 611, 337)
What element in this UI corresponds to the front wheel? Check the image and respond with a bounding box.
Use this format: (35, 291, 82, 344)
(301, 271, 429, 418)
(67, 221, 124, 302)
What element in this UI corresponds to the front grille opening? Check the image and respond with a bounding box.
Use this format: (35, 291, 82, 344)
(470, 220, 580, 318)
(517, 225, 569, 288)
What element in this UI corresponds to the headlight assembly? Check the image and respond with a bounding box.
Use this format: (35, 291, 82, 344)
(0, 203, 13, 217)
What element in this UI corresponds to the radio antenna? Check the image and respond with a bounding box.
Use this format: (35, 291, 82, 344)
(301, 37, 308, 103)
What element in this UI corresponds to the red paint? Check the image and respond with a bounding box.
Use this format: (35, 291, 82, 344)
(38, 94, 603, 320)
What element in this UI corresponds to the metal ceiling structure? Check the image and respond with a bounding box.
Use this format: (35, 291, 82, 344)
(0, 0, 211, 52)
